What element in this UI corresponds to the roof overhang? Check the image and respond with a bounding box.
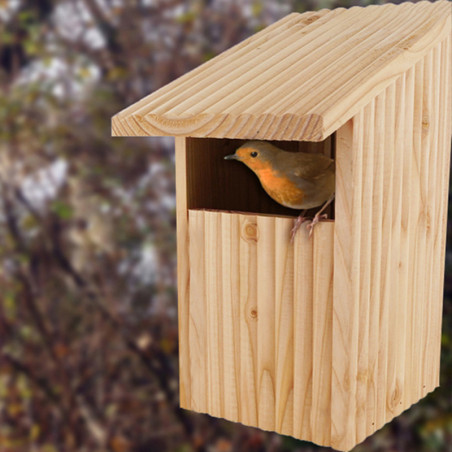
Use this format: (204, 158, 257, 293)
(112, 1, 451, 141)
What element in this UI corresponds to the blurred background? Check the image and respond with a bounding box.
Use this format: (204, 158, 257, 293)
(0, 0, 450, 451)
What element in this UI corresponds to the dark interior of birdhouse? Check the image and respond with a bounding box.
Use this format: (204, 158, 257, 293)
(185, 135, 336, 219)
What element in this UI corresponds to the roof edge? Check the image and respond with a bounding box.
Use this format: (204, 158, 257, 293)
(111, 111, 326, 141)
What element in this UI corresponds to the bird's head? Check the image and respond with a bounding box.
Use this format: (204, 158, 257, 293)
(224, 141, 278, 172)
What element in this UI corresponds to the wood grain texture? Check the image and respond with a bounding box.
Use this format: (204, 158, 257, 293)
(331, 116, 359, 451)
(311, 222, 333, 445)
(112, 2, 451, 141)
(331, 37, 451, 449)
(293, 226, 314, 442)
(220, 212, 241, 422)
(187, 209, 334, 446)
(274, 217, 294, 435)
(256, 216, 276, 431)
(239, 214, 258, 426)
(175, 138, 190, 409)
(187, 203, 207, 412)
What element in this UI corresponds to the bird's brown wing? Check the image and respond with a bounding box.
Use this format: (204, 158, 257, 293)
(287, 153, 335, 182)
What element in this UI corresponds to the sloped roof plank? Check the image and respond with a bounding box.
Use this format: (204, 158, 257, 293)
(112, 1, 451, 141)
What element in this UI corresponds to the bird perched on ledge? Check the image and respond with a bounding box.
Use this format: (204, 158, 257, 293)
(224, 141, 335, 240)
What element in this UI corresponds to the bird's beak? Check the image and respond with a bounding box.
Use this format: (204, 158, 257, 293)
(224, 153, 238, 160)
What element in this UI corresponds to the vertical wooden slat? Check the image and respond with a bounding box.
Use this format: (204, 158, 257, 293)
(332, 116, 360, 452)
(311, 222, 334, 445)
(205, 211, 223, 417)
(347, 107, 363, 447)
(188, 210, 207, 412)
(239, 214, 259, 426)
(221, 212, 240, 421)
(423, 44, 439, 391)
(367, 91, 384, 434)
(385, 73, 405, 420)
(425, 42, 444, 392)
(274, 218, 294, 435)
(175, 137, 190, 409)
(355, 100, 374, 444)
(410, 57, 425, 403)
(377, 81, 395, 427)
(398, 66, 414, 411)
(256, 217, 276, 431)
(418, 48, 433, 396)
(379, 81, 403, 422)
(400, 67, 415, 410)
(293, 227, 314, 442)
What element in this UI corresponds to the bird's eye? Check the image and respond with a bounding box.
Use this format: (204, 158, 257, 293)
(250, 151, 258, 158)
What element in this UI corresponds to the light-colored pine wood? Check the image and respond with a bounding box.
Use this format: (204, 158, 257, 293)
(274, 217, 294, 435)
(293, 226, 314, 442)
(377, 81, 395, 429)
(355, 101, 373, 444)
(410, 57, 425, 404)
(332, 117, 359, 451)
(386, 72, 407, 420)
(205, 209, 223, 417)
(311, 222, 333, 445)
(187, 210, 335, 445)
(330, 35, 450, 447)
(418, 47, 434, 396)
(424, 39, 449, 392)
(421, 45, 437, 395)
(220, 212, 241, 421)
(113, 2, 451, 141)
(256, 216, 276, 431)
(367, 90, 383, 435)
(400, 66, 415, 411)
(187, 201, 207, 412)
(175, 137, 190, 409)
(239, 214, 259, 426)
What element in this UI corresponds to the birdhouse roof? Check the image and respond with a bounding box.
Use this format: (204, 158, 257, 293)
(112, 1, 451, 141)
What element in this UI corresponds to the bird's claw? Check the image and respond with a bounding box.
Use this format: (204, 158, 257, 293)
(306, 213, 328, 238)
(290, 216, 310, 242)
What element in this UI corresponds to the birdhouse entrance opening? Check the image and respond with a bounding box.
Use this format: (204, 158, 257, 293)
(185, 136, 335, 219)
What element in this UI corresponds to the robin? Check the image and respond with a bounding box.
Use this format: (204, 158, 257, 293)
(224, 141, 335, 240)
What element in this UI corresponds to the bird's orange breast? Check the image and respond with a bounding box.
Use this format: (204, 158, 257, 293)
(256, 167, 304, 208)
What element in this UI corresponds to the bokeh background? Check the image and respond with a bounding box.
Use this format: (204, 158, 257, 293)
(0, 0, 450, 451)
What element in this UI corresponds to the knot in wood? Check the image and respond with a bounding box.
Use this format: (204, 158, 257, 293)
(242, 221, 259, 243)
(249, 307, 258, 320)
(388, 381, 402, 411)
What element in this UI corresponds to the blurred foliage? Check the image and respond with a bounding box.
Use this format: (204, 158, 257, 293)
(0, 0, 450, 451)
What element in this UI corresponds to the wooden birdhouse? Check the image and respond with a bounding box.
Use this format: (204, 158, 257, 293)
(112, 1, 451, 450)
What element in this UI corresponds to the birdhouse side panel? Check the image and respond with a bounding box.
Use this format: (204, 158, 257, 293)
(331, 35, 451, 451)
(186, 209, 335, 447)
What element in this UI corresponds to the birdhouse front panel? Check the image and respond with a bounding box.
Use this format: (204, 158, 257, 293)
(113, 2, 451, 451)
(187, 210, 334, 441)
